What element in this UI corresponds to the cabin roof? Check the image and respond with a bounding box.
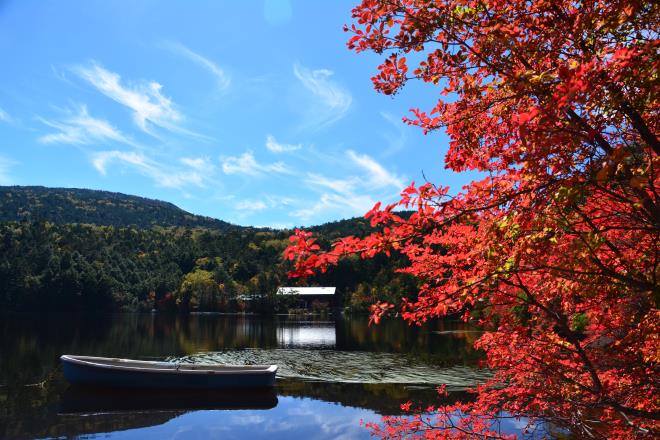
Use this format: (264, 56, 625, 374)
(277, 287, 336, 296)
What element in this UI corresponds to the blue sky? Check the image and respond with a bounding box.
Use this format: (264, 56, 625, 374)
(0, 0, 472, 227)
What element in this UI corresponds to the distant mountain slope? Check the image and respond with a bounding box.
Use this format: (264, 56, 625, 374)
(0, 186, 415, 313)
(309, 216, 375, 238)
(0, 186, 239, 231)
(309, 210, 413, 239)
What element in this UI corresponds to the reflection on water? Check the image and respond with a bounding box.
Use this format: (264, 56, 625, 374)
(0, 313, 553, 439)
(276, 322, 336, 348)
(59, 386, 279, 413)
(175, 349, 490, 389)
(0, 313, 482, 387)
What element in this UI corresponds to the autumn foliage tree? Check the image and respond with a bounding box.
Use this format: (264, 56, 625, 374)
(285, 1, 659, 438)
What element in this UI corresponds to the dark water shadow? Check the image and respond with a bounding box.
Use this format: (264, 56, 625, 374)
(59, 385, 278, 414)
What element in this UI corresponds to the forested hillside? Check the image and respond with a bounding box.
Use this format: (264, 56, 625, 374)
(0, 187, 415, 313)
(0, 186, 237, 231)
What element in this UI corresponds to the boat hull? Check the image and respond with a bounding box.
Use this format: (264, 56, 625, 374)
(61, 355, 277, 389)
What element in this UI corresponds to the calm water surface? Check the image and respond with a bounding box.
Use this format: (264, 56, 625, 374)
(0, 314, 549, 439)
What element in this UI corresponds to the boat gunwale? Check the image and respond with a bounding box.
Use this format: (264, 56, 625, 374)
(60, 355, 278, 375)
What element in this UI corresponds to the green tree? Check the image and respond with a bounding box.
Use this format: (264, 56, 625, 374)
(177, 269, 219, 311)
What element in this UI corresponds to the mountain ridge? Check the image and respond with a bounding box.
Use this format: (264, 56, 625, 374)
(0, 185, 242, 231)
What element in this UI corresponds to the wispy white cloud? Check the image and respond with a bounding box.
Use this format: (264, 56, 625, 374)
(265, 135, 301, 153)
(235, 199, 268, 213)
(180, 156, 215, 172)
(92, 150, 214, 189)
(221, 151, 289, 176)
(305, 173, 359, 195)
(291, 173, 374, 221)
(265, 194, 296, 207)
(0, 155, 17, 185)
(51, 64, 71, 84)
(291, 152, 405, 222)
(380, 111, 407, 156)
(162, 41, 231, 91)
(92, 150, 144, 175)
(347, 150, 405, 190)
(233, 194, 298, 220)
(0, 107, 12, 124)
(291, 191, 375, 222)
(236, 194, 295, 211)
(73, 61, 186, 135)
(293, 63, 352, 129)
(38, 105, 134, 146)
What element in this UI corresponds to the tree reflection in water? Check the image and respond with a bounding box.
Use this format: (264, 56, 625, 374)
(0, 313, 552, 439)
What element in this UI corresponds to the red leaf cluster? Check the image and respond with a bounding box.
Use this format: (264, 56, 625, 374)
(285, 1, 659, 438)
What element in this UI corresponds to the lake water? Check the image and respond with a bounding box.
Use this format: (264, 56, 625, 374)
(0, 314, 549, 439)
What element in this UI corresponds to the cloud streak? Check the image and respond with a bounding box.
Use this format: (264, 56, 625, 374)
(180, 156, 215, 172)
(38, 105, 134, 146)
(265, 135, 301, 153)
(292, 173, 373, 221)
(163, 41, 231, 91)
(293, 63, 352, 130)
(347, 150, 405, 190)
(233, 194, 297, 220)
(291, 187, 375, 222)
(235, 199, 268, 213)
(291, 152, 405, 222)
(92, 150, 215, 189)
(0, 107, 12, 124)
(305, 172, 359, 195)
(380, 111, 408, 156)
(221, 152, 289, 176)
(73, 61, 187, 136)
